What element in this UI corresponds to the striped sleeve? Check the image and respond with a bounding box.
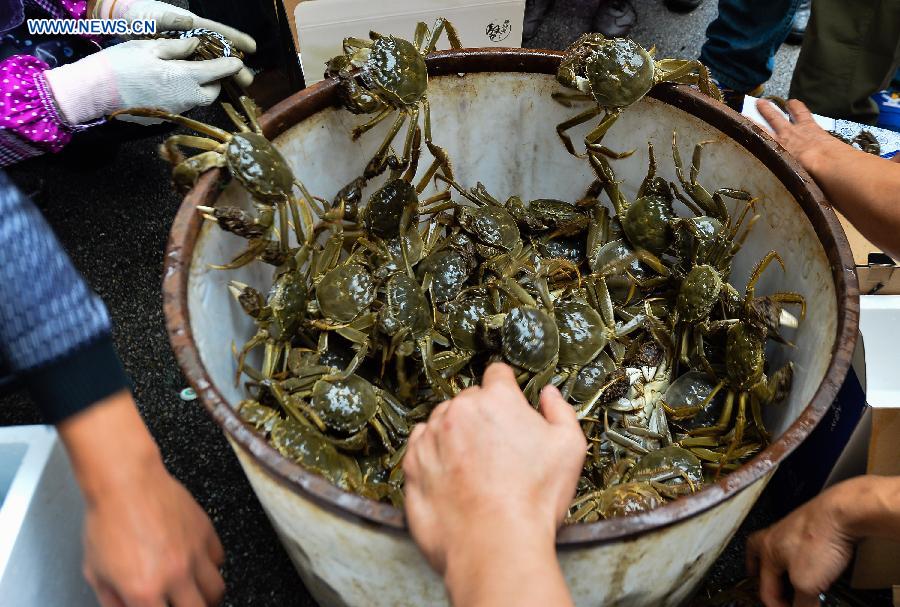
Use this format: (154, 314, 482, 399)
(0, 171, 130, 422)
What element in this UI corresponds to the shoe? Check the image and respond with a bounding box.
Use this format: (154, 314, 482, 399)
(713, 80, 764, 111)
(664, 0, 702, 14)
(523, 0, 554, 40)
(592, 0, 637, 38)
(785, 0, 810, 45)
(873, 90, 900, 133)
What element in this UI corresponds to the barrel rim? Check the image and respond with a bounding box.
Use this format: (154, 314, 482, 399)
(162, 48, 860, 545)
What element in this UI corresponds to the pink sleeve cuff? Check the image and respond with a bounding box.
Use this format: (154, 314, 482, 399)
(0, 56, 74, 162)
(60, 0, 88, 19)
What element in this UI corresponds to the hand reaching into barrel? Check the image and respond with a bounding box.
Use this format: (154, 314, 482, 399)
(747, 475, 900, 607)
(60, 391, 225, 607)
(403, 363, 586, 607)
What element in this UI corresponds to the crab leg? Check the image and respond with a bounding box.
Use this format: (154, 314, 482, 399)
(551, 91, 594, 107)
(584, 108, 623, 150)
(412, 21, 429, 50)
(746, 250, 785, 297)
(171, 151, 228, 190)
(163, 135, 222, 152)
(423, 17, 462, 53)
(367, 112, 408, 177)
(239, 96, 265, 134)
(390, 106, 420, 180)
(352, 106, 393, 140)
(422, 98, 454, 182)
(555, 105, 604, 157)
(110, 108, 231, 141)
(222, 102, 252, 133)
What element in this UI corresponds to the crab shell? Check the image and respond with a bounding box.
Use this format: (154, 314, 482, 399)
(383, 273, 431, 338)
(622, 195, 674, 256)
(447, 295, 492, 350)
(676, 264, 723, 323)
(555, 301, 608, 366)
(363, 179, 419, 239)
(363, 36, 428, 107)
(267, 271, 308, 340)
(457, 206, 520, 252)
(596, 482, 663, 518)
(501, 306, 559, 372)
(225, 132, 296, 204)
(270, 417, 362, 491)
(416, 249, 471, 304)
(626, 446, 703, 486)
(726, 323, 765, 390)
(561, 35, 656, 109)
(571, 354, 617, 402)
(316, 263, 377, 323)
(311, 375, 377, 434)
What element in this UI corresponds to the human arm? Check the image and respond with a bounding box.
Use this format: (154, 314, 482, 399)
(0, 37, 245, 166)
(746, 475, 900, 607)
(402, 363, 587, 607)
(59, 391, 225, 607)
(756, 98, 900, 260)
(0, 172, 224, 606)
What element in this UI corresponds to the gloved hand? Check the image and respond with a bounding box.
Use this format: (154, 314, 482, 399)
(91, 0, 257, 86)
(45, 38, 243, 125)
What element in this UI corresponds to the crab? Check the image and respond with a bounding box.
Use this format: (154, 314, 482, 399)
(553, 34, 722, 157)
(566, 481, 664, 523)
(325, 19, 462, 179)
(113, 96, 320, 265)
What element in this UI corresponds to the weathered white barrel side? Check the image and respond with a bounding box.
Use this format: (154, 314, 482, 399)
(168, 50, 858, 607)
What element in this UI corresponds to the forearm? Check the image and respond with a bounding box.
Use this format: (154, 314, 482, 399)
(444, 520, 573, 607)
(58, 390, 163, 505)
(830, 475, 900, 543)
(802, 142, 900, 260)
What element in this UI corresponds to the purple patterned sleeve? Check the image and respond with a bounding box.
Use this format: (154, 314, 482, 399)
(0, 55, 75, 165)
(24, 0, 87, 19)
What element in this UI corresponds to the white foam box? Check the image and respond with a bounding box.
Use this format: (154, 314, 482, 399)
(850, 296, 900, 589)
(0, 425, 97, 607)
(280, 0, 525, 84)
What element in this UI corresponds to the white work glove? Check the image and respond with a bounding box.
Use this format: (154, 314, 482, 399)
(44, 38, 243, 125)
(94, 0, 257, 87)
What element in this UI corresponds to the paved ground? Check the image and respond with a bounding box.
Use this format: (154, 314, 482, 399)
(0, 1, 886, 606)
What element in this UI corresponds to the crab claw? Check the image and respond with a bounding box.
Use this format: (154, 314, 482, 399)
(228, 280, 265, 319)
(779, 308, 799, 330)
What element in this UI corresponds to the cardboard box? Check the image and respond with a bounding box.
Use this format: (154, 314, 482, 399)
(280, 0, 526, 84)
(837, 213, 900, 295)
(851, 296, 900, 589)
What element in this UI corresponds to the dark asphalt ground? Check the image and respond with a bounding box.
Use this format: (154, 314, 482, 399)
(0, 0, 888, 605)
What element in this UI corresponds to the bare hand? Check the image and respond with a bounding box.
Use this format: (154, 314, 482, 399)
(746, 483, 856, 607)
(83, 464, 225, 607)
(402, 363, 586, 576)
(60, 392, 225, 606)
(755, 98, 846, 174)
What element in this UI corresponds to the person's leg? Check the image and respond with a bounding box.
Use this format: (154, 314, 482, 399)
(700, 0, 801, 93)
(790, 0, 900, 123)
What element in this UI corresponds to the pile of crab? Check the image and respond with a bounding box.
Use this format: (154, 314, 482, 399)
(129, 25, 805, 521)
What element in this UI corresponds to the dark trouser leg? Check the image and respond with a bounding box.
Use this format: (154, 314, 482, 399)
(789, 0, 900, 124)
(700, 0, 802, 92)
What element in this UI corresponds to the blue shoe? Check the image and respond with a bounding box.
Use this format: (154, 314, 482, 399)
(873, 90, 900, 133)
